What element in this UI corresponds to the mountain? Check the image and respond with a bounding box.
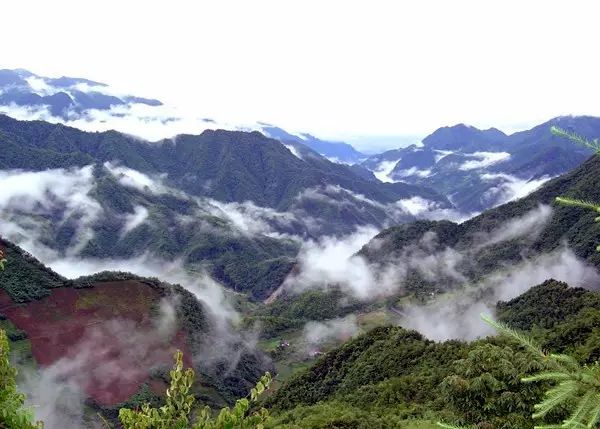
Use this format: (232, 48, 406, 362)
(0, 114, 452, 300)
(0, 69, 370, 164)
(358, 152, 600, 297)
(0, 237, 271, 423)
(0, 69, 161, 119)
(266, 278, 600, 428)
(361, 117, 597, 213)
(259, 124, 366, 164)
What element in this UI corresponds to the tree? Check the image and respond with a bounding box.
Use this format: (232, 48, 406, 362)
(119, 351, 272, 429)
(438, 127, 600, 428)
(0, 255, 42, 429)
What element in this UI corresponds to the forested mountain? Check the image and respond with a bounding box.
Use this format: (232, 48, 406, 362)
(359, 153, 600, 295)
(361, 116, 598, 212)
(266, 278, 600, 428)
(0, 115, 453, 299)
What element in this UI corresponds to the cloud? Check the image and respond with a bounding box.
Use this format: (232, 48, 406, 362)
(104, 161, 168, 194)
(282, 226, 380, 299)
(372, 159, 400, 183)
(206, 199, 303, 239)
(481, 172, 552, 206)
(474, 204, 553, 248)
(397, 246, 600, 341)
(122, 205, 149, 235)
(0, 100, 262, 143)
(393, 166, 432, 178)
(302, 315, 360, 355)
(0, 165, 102, 256)
(283, 144, 303, 159)
(459, 151, 511, 171)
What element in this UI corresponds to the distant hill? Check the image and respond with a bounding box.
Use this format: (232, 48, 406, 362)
(260, 124, 366, 164)
(0, 69, 161, 119)
(361, 117, 597, 212)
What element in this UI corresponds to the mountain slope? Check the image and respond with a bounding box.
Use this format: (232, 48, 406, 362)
(0, 114, 450, 232)
(360, 154, 600, 283)
(267, 279, 600, 428)
(0, 238, 271, 414)
(260, 125, 366, 164)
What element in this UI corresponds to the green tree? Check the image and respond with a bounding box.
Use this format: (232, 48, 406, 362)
(438, 127, 600, 429)
(0, 254, 42, 429)
(119, 351, 272, 429)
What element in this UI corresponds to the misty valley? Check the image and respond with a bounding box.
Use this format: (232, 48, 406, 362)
(1, 64, 600, 429)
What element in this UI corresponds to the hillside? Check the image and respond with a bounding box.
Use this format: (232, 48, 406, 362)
(0, 238, 271, 422)
(0, 114, 454, 299)
(267, 279, 600, 428)
(0, 114, 449, 231)
(359, 154, 600, 291)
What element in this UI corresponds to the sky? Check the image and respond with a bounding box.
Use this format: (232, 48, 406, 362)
(2, 0, 600, 151)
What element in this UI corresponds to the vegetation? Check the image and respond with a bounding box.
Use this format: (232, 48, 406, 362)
(119, 351, 272, 429)
(0, 255, 41, 429)
(0, 330, 42, 429)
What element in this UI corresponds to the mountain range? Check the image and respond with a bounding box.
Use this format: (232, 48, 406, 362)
(1, 68, 600, 428)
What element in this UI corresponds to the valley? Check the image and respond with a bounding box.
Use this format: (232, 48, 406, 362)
(0, 68, 599, 428)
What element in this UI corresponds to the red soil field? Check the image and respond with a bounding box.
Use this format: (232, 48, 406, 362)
(0, 281, 193, 405)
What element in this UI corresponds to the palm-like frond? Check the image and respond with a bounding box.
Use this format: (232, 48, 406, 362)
(555, 197, 600, 213)
(481, 314, 545, 357)
(437, 423, 474, 429)
(551, 126, 600, 153)
(481, 313, 600, 428)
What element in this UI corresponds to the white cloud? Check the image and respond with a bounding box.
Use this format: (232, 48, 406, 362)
(393, 166, 432, 178)
(0, 166, 102, 255)
(283, 144, 303, 159)
(103, 161, 168, 193)
(459, 151, 511, 171)
(481, 173, 552, 206)
(122, 205, 149, 235)
(372, 159, 400, 183)
(302, 315, 360, 355)
(398, 247, 600, 341)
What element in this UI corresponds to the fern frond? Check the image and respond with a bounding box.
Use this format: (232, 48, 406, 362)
(481, 314, 544, 356)
(437, 423, 474, 429)
(532, 380, 580, 418)
(522, 371, 574, 383)
(551, 126, 600, 153)
(564, 390, 596, 427)
(555, 197, 600, 213)
(585, 395, 600, 428)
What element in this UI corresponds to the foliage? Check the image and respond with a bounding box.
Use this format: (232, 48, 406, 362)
(0, 238, 65, 302)
(482, 316, 600, 428)
(496, 279, 600, 331)
(0, 258, 42, 429)
(551, 126, 600, 153)
(555, 197, 600, 252)
(0, 329, 42, 429)
(119, 350, 272, 429)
